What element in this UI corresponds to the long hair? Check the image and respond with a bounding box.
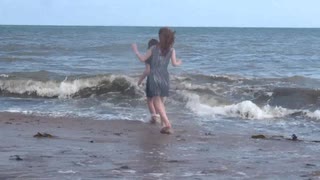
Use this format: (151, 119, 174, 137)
(158, 27, 175, 56)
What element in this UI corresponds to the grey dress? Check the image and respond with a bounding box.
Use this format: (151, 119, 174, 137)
(146, 46, 172, 97)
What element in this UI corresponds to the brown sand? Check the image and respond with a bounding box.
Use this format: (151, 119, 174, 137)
(0, 112, 319, 179)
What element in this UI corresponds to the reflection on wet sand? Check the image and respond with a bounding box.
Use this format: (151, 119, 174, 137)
(138, 125, 172, 179)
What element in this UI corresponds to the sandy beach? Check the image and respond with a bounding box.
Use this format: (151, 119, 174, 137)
(1, 112, 320, 179)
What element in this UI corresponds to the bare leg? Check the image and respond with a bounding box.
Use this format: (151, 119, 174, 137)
(147, 97, 159, 124)
(161, 97, 165, 103)
(138, 71, 147, 86)
(147, 97, 156, 115)
(153, 96, 171, 128)
(138, 64, 150, 86)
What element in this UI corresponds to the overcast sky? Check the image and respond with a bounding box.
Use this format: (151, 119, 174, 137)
(0, 0, 319, 27)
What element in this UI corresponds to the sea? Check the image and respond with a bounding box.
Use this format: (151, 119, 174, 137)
(1, 25, 320, 140)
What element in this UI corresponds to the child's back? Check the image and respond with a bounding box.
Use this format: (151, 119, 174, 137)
(137, 39, 158, 86)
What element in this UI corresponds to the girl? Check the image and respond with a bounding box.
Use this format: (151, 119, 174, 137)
(137, 39, 158, 86)
(132, 27, 182, 134)
(138, 38, 160, 124)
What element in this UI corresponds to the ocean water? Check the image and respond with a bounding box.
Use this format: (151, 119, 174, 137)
(1, 25, 320, 140)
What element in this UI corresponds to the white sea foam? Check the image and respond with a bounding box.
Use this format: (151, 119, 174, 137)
(148, 173, 164, 177)
(184, 92, 295, 120)
(209, 74, 244, 81)
(0, 74, 9, 78)
(0, 75, 138, 98)
(305, 110, 320, 120)
(4, 109, 33, 114)
(58, 170, 77, 174)
(4, 109, 71, 117)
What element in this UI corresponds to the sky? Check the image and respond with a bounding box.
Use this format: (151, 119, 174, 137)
(0, 0, 319, 28)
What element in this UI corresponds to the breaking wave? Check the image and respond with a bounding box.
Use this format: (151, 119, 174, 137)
(1, 72, 320, 121)
(0, 73, 143, 98)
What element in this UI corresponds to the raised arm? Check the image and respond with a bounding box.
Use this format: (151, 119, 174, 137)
(131, 43, 152, 62)
(171, 48, 182, 67)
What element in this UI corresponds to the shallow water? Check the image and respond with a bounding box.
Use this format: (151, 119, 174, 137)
(1, 26, 320, 140)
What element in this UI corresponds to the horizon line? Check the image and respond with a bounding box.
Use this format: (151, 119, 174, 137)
(1, 24, 320, 29)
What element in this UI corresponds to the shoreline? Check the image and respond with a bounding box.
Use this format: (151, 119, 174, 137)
(1, 112, 320, 179)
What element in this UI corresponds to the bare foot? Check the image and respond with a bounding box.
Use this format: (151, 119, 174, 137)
(149, 115, 160, 124)
(160, 126, 173, 134)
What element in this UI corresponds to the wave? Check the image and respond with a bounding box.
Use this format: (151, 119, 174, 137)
(2, 71, 320, 121)
(178, 74, 320, 88)
(0, 74, 9, 78)
(173, 74, 320, 120)
(305, 110, 320, 120)
(268, 87, 320, 109)
(183, 91, 320, 121)
(173, 73, 244, 84)
(174, 74, 320, 107)
(0, 73, 143, 98)
(183, 90, 293, 119)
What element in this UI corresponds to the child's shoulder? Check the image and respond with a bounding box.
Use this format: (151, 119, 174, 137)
(149, 45, 158, 52)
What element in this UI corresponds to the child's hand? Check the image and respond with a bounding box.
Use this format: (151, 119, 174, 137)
(131, 43, 138, 54)
(177, 59, 182, 65)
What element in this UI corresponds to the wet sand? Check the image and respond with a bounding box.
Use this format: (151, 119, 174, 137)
(1, 112, 320, 179)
